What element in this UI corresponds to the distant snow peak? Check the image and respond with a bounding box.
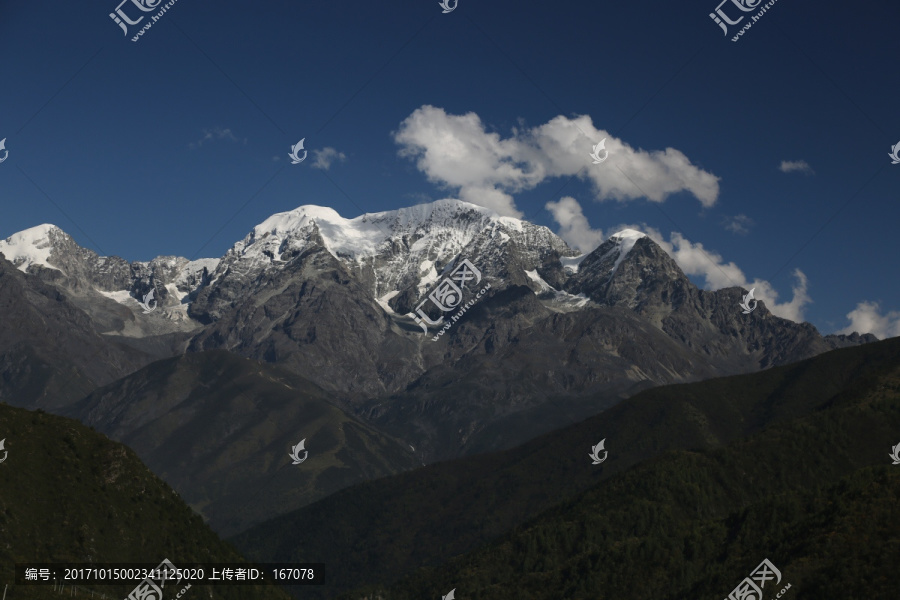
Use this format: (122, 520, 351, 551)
(607, 229, 646, 275)
(248, 204, 393, 263)
(241, 199, 532, 266)
(0, 224, 64, 272)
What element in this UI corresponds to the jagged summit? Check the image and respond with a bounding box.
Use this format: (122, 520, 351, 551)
(595, 228, 648, 276)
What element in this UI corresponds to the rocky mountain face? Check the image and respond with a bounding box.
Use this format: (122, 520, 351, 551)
(62, 350, 421, 536)
(0, 224, 216, 341)
(561, 232, 865, 368)
(0, 252, 151, 408)
(185, 201, 579, 402)
(0, 200, 877, 461)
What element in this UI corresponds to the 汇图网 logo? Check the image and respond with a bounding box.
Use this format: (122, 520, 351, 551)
(125, 558, 186, 600)
(412, 258, 490, 340)
(710, 0, 781, 42)
(110, 0, 180, 42)
(723, 559, 790, 600)
(110, 0, 163, 35)
(709, 0, 762, 35)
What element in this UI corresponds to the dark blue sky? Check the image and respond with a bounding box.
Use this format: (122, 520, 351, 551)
(1, 0, 898, 336)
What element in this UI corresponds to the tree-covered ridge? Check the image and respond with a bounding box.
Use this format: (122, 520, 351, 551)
(233, 338, 900, 599)
(342, 356, 900, 599)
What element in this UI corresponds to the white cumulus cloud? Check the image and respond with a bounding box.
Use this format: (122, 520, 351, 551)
(838, 302, 900, 340)
(545, 196, 604, 252)
(394, 105, 720, 218)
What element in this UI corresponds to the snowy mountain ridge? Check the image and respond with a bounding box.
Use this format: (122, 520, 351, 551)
(247, 199, 527, 261)
(0, 223, 219, 293)
(0, 200, 656, 325)
(223, 199, 584, 299)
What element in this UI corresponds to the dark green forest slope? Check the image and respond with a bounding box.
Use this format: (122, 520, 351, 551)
(0, 404, 291, 600)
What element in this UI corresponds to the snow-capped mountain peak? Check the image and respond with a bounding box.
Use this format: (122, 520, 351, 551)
(0, 224, 64, 272)
(609, 228, 646, 242)
(190, 199, 580, 323)
(238, 199, 527, 265)
(246, 204, 392, 262)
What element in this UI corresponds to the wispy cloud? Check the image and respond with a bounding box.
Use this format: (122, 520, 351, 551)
(779, 159, 814, 175)
(838, 301, 900, 339)
(395, 105, 720, 218)
(311, 147, 347, 170)
(722, 213, 754, 235)
(189, 127, 245, 149)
